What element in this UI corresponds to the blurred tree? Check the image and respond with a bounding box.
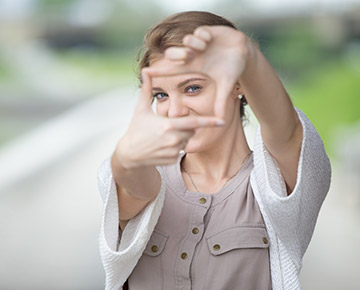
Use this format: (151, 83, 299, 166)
(37, 0, 73, 6)
(97, 1, 165, 50)
(35, 0, 74, 15)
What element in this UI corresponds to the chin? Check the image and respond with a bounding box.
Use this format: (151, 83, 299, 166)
(186, 127, 224, 153)
(184, 139, 212, 153)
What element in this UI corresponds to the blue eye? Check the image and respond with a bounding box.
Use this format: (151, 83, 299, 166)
(153, 92, 168, 101)
(186, 85, 202, 94)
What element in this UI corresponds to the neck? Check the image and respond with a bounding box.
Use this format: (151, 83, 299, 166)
(181, 119, 251, 185)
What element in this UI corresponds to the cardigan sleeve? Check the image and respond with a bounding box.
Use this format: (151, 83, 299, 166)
(250, 108, 331, 268)
(97, 157, 166, 290)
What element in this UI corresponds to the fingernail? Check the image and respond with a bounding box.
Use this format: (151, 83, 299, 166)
(166, 48, 186, 59)
(192, 38, 206, 50)
(199, 29, 211, 41)
(216, 120, 225, 126)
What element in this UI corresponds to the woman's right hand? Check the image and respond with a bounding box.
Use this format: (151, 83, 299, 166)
(113, 70, 224, 169)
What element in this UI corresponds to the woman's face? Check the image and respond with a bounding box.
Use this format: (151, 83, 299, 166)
(149, 58, 239, 153)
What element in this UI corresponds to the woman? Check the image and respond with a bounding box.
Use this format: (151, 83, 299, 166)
(98, 11, 331, 290)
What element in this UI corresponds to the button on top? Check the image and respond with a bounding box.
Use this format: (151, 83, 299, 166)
(151, 245, 159, 253)
(199, 197, 207, 204)
(181, 252, 188, 259)
(192, 227, 199, 234)
(262, 237, 269, 244)
(213, 244, 221, 251)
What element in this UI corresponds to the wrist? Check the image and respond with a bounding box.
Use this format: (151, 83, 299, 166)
(112, 139, 136, 171)
(238, 32, 258, 81)
(235, 31, 251, 57)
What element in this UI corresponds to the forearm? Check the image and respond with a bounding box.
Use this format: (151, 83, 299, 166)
(111, 151, 161, 201)
(239, 37, 303, 192)
(239, 39, 300, 143)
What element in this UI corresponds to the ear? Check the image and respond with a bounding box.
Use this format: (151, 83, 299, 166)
(231, 82, 245, 100)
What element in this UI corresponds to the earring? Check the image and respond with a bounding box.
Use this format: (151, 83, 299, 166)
(238, 94, 244, 100)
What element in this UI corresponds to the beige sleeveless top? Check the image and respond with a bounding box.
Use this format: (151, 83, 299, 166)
(124, 152, 271, 290)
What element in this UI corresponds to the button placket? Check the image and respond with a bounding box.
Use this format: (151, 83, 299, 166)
(175, 198, 210, 289)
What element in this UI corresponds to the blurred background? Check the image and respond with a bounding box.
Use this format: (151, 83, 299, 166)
(0, 0, 359, 289)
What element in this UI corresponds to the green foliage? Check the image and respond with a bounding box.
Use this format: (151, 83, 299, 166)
(0, 65, 8, 78)
(265, 21, 321, 67)
(36, 0, 74, 8)
(253, 20, 359, 155)
(0, 59, 12, 79)
(57, 50, 135, 75)
(54, 49, 139, 88)
(287, 56, 360, 154)
(97, 5, 164, 50)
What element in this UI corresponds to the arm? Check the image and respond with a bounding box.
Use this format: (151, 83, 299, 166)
(158, 24, 330, 267)
(162, 26, 302, 193)
(251, 108, 331, 263)
(239, 38, 302, 193)
(111, 147, 161, 231)
(111, 70, 223, 231)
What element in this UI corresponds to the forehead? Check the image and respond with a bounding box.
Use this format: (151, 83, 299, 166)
(150, 58, 211, 87)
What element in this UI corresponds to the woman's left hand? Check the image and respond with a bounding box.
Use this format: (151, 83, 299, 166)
(144, 25, 251, 119)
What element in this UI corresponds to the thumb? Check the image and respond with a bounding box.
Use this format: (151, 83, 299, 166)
(135, 68, 154, 112)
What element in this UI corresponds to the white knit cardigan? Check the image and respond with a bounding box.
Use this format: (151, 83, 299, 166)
(97, 108, 331, 290)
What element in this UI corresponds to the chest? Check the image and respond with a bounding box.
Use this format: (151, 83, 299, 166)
(128, 175, 272, 290)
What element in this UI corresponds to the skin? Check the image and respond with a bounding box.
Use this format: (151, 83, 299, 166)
(150, 70, 251, 193)
(111, 71, 224, 230)
(112, 25, 302, 231)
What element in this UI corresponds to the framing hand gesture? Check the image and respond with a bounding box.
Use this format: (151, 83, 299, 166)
(115, 70, 224, 168)
(144, 25, 249, 119)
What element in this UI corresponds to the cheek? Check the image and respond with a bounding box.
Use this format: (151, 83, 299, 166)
(189, 96, 215, 115)
(155, 102, 168, 116)
(203, 101, 215, 115)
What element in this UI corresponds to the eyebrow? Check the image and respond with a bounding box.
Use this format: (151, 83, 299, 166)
(152, 77, 207, 91)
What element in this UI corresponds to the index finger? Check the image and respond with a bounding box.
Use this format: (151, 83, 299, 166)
(169, 116, 225, 131)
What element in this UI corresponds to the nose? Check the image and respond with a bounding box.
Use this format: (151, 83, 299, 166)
(168, 96, 189, 118)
